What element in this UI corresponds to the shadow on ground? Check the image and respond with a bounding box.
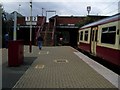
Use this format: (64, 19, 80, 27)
(2, 57, 37, 90)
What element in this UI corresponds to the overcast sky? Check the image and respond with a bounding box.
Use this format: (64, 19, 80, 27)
(1, 0, 120, 21)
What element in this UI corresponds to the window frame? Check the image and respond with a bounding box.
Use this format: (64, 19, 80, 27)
(101, 26, 116, 44)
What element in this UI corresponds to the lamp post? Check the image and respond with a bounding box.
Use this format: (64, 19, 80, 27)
(29, 0, 32, 53)
(87, 6, 91, 15)
(18, 4, 21, 14)
(42, 8, 44, 16)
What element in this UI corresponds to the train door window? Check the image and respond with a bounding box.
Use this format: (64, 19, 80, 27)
(92, 30, 94, 41)
(80, 31, 83, 41)
(95, 30, 98, 42)
(84, 31, 88, 41)
(101, 26, 116, 44)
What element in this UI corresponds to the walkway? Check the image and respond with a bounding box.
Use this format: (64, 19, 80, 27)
(12, 46, 118, 89)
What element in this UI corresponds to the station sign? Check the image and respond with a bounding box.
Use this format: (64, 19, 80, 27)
(26, 22, 37, 25)
(25, 16, 37, 21)
(25, 16, 37, 25)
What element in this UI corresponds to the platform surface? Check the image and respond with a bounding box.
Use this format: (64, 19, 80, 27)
(13, 46, 118, 89)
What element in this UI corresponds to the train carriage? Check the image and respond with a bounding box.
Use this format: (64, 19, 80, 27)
(78, 13, 120, 66)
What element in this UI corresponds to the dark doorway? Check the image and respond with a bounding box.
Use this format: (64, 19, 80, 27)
(69, 29, 78, 47)
(55, 28, 79, 47)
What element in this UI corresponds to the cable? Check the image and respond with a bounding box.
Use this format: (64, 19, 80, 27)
(101, 1, 118, 11)
(104, 8, 120, 15)
(97, 0, 119, 15)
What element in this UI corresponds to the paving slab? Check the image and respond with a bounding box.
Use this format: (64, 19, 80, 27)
(13, 46, 118, 89)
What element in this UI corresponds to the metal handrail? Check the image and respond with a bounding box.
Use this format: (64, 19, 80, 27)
(36, 16, 45, 39)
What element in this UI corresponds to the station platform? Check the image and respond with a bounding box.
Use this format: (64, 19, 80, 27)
(12, 46, 119, 89)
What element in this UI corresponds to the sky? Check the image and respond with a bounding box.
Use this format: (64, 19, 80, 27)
(1, 0, 120, 21)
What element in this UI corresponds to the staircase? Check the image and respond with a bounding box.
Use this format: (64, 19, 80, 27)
(35, 16, 45, 45)
(43, 24, 52, 46)
(36, 16, 45, 39)
(35, 17, 57, 46)
(43, 18, 56, 46)
(51, 18, 56, 45)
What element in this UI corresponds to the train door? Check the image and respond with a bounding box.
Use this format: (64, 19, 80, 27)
(91, 26, 98, 55)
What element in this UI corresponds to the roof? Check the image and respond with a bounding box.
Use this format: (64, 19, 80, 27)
(11, 11, 23, 17)
(49, 15, 108, 20)
(80, 13, 120, 29)
(49, 15, 86, 20)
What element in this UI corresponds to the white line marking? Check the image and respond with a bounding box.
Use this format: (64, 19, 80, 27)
(38, 51, 49, 55)
(35, 65, 38, 69)
(54, 59, 68, 63)
(35, 65, 44, 69)
(47, 51, 49, 54)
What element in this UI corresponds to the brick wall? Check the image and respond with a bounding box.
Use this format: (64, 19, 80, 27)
(56, 17, 85, 25)
(17, 17, 25, 25)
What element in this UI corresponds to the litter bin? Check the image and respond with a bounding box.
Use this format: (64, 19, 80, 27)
(8, 40, 24, 66)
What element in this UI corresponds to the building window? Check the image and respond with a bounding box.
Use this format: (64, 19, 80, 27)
(80, 31, 83, 41)
(101, 26, 116, 44)
(84, 31, 88, 41)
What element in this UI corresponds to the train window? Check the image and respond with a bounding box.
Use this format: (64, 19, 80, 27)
(101, 26, 116, 44)
(84, 31, 88, 41)
(80, 31, 83, 41)
(102, 27, 108, 33)
(109, 26, 116, 32)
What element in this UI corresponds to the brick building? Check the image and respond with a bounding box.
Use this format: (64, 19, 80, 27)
(49, 15, 108, 47)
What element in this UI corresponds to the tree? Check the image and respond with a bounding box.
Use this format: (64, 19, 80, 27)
(75, 16, 97, 28)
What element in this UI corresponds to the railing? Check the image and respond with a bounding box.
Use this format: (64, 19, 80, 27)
(51, 18, 56, 45)
(56, 25, 78, 28)
(35, 17, 45, 40)
(43, 23, 48, 45)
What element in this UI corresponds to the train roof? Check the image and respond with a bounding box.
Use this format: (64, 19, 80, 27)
(80, 13, 120, 29)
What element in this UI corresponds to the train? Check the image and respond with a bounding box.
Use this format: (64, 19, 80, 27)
(78, 13, 120, 67)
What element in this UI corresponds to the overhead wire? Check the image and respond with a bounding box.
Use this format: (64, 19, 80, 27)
(97, 0, 119, 15)
(104, 8, 120, 15)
